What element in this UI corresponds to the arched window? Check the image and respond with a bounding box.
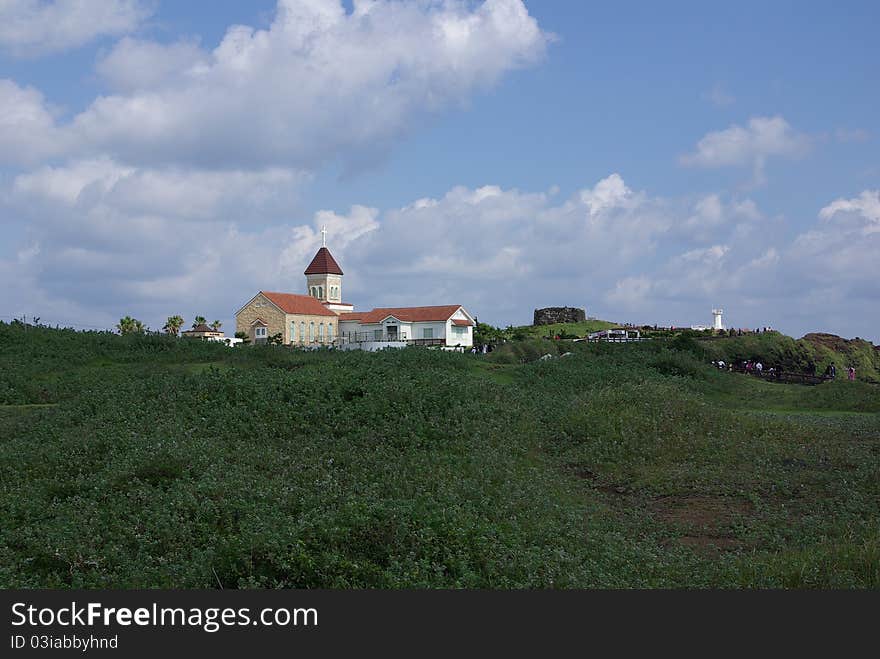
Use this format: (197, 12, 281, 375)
(300, 321, 305, 343)
(319, 323, 324, 341)
(318, 286, 324, 299)
(309, 321, 315, 342)
(327, 323, 334, 342)
(290, 320, 296, 343)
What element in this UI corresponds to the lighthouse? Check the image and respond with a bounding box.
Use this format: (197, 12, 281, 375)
(712, 308, 724, 331)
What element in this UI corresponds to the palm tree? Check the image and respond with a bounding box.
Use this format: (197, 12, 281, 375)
(193, 316, 207, 328)
(164, 315, 184, 336)
(210, 319, 222, 332)
(117, 316, 145, 335)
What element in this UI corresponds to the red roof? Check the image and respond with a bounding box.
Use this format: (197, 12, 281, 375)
(452, 318, 474, 327)
(304, 247, 343, 275)
(339, 305, 464, 324)
(261, 291, 338, 317)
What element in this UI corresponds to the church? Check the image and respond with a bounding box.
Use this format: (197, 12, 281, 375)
(235, 230, 475, 350)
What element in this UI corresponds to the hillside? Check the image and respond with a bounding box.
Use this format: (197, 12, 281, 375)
(1, 321, 878, 588)
(701, 331, 880, 383)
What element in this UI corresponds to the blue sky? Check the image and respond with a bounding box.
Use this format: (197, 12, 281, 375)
(1, 0, 878, 339)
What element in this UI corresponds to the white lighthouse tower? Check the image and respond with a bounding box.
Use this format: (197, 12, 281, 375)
(712, 308, 724, 331)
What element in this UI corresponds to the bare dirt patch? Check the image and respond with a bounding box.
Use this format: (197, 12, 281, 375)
(651, 495, 755, 556)
(563, 463, 632, 495)
(650, 494, 753, 527)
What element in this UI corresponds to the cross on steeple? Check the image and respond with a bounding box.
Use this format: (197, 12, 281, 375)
(321, 225, 327, 247)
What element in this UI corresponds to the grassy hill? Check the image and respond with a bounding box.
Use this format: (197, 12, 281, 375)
(1, 321, 878, 588)
(701, 331, 880, 383)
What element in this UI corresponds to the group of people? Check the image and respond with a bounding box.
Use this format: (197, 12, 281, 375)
(470, 344, 492, 355)
(712, 359, 856, 381)
(822, 362, 857, 381)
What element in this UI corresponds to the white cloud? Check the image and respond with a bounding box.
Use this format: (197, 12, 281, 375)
(579, 173, 635, 218)
(11, 158, 306, 221)
(0, 80, 70, 165)
(680, 116, 811, 184)
(0, 0, 152, 57)
(819, 190, 880, 234)
(95, 37, 209, 92)
(6, 0, 548, 169)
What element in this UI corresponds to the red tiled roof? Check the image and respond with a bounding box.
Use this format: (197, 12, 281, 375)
(452, 318, 473, 327)
(304, 247, 343, 275)
(261, 291, 338, 317)
(339, 305, 463, 324)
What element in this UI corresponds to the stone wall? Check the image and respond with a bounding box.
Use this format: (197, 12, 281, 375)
(533, 306, 586, 326)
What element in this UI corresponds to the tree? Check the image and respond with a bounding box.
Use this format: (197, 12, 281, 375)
(234, 330, 250, 345)
(193, 316, 207, 328)
(163, 315, 184, 336)
(210, 320, 222, 331)
(267, 332, 283, 346)
(117, 316, 145, 335)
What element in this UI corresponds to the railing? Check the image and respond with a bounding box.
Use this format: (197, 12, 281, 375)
(337, 331, 447, 346)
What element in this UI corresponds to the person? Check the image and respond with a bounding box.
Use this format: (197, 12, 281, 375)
(470, 346, 477, 354)
(831, 363, 837, 379)
(482, 344, 488, 354)
(848, 367, 856, 381)
(756, 361, 763, 374)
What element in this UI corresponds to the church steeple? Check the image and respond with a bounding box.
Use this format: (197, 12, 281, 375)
(304, 226, 343, 303)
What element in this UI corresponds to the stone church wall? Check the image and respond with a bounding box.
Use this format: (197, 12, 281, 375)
(533, 306, 586, 326)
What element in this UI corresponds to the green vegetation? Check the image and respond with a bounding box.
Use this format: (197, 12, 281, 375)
(702, 331, 880, 383)
(1, 321, 878, 588)
(513, 319, 617, 339)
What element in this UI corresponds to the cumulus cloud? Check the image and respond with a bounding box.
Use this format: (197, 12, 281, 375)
(0, 80, 70, 165)
(818, 190, 880, 234)
(5, 0, 548, 169)
(0, 0, 152, 57)
(680, 116, 811, 184)
(95, 37, 209, 92)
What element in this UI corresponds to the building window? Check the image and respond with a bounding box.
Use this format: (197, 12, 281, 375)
(255, 326, 267, 341)
(327, 323, 334, 341)
(319, 323, 325, 341)
(422, 327, 433, 339)
(373, 329, 382, 340)
(290, 321, 296, 343)
(453, 325, 466, 335)
(309, 321, 315, 342)
(318, 286, 324, 299)
(300, 321, 305, 343)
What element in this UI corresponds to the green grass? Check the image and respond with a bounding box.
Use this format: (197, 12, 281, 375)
(0, 321, 878, 588)
(515, 319, 617, 338)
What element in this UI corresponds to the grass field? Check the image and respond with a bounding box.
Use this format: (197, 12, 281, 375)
(1, 321, 878, 588)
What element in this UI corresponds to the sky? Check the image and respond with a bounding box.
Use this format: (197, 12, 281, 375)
(1, 0, 878, 340)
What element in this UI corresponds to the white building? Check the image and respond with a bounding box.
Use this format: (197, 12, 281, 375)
(338, 305, 475, 349)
